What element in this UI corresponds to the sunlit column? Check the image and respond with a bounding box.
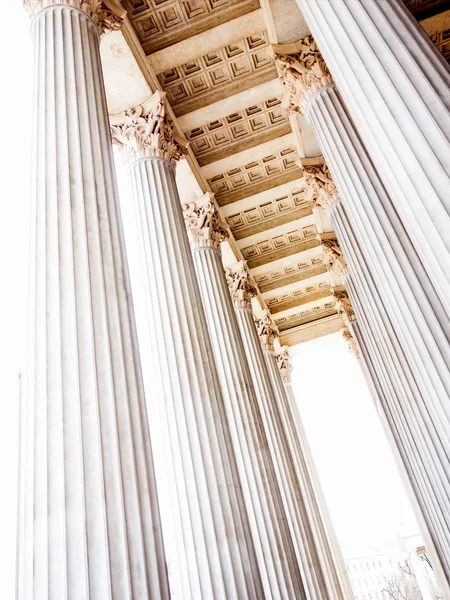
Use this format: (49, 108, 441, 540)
(295, 0, 450, 313)
(182, 195, 302, 599)
(111, 92, 263, 600)
(20, 2, 170, 599)
(273, 38, 450, 584)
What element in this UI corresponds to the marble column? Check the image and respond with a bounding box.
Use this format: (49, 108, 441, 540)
(19, 2, 170, 599)
(273, 38, 450, 585)
(276, 348, 354, 600)
(295, 0, 450, 313)
(227, 264, 351, 599)
(111, 92, 263, 600)
(182, 195, 302, 599)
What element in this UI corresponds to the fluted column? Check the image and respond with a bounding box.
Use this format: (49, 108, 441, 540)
(111, 93, 263, 600)
(227, 265, 351, 599)
(182, 195, 302, 599)
(273, 38, 450, 585)
(19, 3, 170, 599)
(295, 0, 450, 313)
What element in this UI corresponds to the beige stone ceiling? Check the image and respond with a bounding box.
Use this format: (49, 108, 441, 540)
(111, 0, 450, 346)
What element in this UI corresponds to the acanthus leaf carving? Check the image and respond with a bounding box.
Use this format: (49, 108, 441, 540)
(273, 36, 333, 115)
(276, 347, 293, 384)
(341, 326, 360, 359)
(110, 93, 189, 166)
(225, 263, 256, 309)
(333, 288, 356, 326)
(321, 239, 348, 277)
(182, 198, 229, 251)
(254, 312, 277, 352)
(23, 0, 126, 36)
(303, 161, 339, 209)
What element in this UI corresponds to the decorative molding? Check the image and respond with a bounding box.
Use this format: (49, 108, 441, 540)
(430, 28, 450, 63)
(319, 237, 348, 277)
(225, 262, 256, 309)
(110, 91, 189, 166)
(275, 303, 337, 331)
(272, 36, 333, 115)
(185, 98, 290, 166)
(226, 186, 311, 240)
(301, 157, 339, 209)
(332, 287, 356, 326)
(182, 195, 229, 250)
(255, 260, 327, 293)
(157, 32, 277, 116)
(241, 222, 318, 267)
(266, 282, 332, 314)
(341, 326, 360, 359)
(276, 347, 292, 383)
(23, 0, 126, 35)
(254, 311, 277, 351)
(123, 0, 261, 55)
(208, 146, 301, 206)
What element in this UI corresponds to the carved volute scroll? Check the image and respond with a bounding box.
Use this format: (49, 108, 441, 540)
(182, 195, 229, 251)
(23, 0, 126, 35)
(302, 159, 339, 209)
(276, 346, 293, 384)
(225, 262, 257, 309)
(332, 287, 356, 327)
(254, 312, 278, 352)
(110, 91, 189, 166)
(272, 36, 334, 115)
(320, 238, 348, 277)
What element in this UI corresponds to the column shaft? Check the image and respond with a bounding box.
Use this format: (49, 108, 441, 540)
(128, 156, 262, 599)
(20, 5, 169, 599)
(192, 244, 302, 599)
(296, 0, 450, 312)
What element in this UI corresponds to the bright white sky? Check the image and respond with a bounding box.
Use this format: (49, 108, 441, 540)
(0, 4, 418, 598)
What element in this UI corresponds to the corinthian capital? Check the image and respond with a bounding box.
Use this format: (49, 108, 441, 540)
(276, 347, 293, 384)
(332, 287, 356, 326)
(301, 157, 339, 209)
(23, 0, 126, 35)
(319, 236, 348, 277)
(254, 311, 278, 352)
(225, 262, 256, 309)
(272, 36, 333, 115)
(341, 327, 360, 359)
(182, 194, 229, 251)
(110, 91, 189, 166)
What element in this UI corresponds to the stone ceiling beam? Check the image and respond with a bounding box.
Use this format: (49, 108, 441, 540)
(280, 314, 343, 346)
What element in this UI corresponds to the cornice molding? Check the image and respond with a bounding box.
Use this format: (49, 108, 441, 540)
(23, 0, 126, 35)
(182, 194, 229, 251)
(110, 91, 189, 166)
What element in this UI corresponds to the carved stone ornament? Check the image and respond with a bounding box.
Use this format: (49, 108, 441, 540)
(333, 288, 356, 326)
(254, 312, 277, 352)
(225, 263, 257, 309)
(341, 327, 360, 359)
(303, 161, 339, 209)
(23, 0, 126, 36)
(276, 347, 293, 384)
(272, 36, 334, 115)
(182, 198, 229, 251)
(321, 239, 348, 277)
(110, 92, 189, 166)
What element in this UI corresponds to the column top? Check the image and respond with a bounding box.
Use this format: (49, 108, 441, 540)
(272, 36, 334, 116)
(318, 235, 348, 278)
(276, 346, 293, 384)
(23, 0, 126, 35)
(225, 261, 257, 309)
(182, 194, 229, 251)
(110, 91, 189, 166)
(332, 286, 355, 327)
(254, 311, 278, 352)
(300, 156, 339, 209)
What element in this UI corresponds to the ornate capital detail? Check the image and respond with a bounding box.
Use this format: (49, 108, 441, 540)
(276, 347, 292, 384)
(341, 327, 360, 359)
(272, 36, 333, 115)
(182, 195, 229, 251)
(332, 287, 356, 326)
(254, 312, 277, 352)
(110, 92, 189, 166)
(302, 159, 339, 209)
(225, 262, 257, 309)
(319, 237, 348, 277)
(23, 0, 126, 35)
